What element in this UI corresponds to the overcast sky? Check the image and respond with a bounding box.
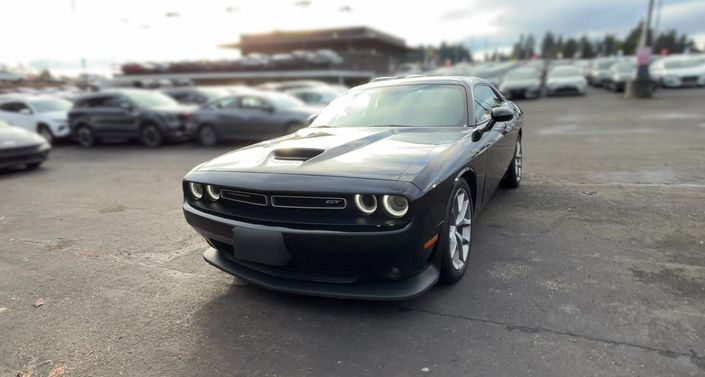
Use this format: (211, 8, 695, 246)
(2, 0, 704, 72)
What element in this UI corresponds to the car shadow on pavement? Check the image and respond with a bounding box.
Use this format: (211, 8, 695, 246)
(178, 189, 528, 374)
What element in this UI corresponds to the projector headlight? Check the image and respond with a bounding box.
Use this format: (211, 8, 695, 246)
(189, 182, 203, 200)
(205, 185, 220, 201)
(354, 194, 377, 215)
(381, 195, 409, 218)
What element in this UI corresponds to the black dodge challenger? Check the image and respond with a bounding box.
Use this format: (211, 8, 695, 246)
(183, 76, 523, 300)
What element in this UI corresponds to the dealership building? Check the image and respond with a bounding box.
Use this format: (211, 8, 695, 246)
(116, 26, 413, 86)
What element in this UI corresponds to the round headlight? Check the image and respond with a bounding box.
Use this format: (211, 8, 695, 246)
(382, 195, 409, 218)
(353, 194, 377, 215)
(189, 182, 203, 200)
(205, 185, 220, 201)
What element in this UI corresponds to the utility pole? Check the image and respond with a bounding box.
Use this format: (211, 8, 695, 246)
(626, 0, 655, 98)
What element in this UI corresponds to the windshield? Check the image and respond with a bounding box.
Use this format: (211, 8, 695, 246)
(506, 69, 539, 80)
(123, 91, 179, 108)
(549, 67, 581, 78)
(312, 84, 467, 128)
(29, 98, 72, 113)
(664, 59, 701, 69)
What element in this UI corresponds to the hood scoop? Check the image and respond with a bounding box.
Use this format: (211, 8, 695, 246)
(273, 148, 325, 161)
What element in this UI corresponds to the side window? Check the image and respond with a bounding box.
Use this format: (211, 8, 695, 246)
(16, 102, 32, 113)
(103, 96, 126, 108)
(240, 96, 268, 109)
(473, 85, 502, 124)
(0, 102, 19, 112)
(214, 97, 239, 109)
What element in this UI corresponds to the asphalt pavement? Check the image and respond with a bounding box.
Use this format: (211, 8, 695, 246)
(1, 87, 704, 377)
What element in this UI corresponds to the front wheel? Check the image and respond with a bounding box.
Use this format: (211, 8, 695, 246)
(38, 125, 55, 144)
(439, 179, 473, 284)
(140, 123, 163, 147)
(501, 136, 522, 188)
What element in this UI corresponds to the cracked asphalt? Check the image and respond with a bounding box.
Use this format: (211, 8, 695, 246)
(1, 87, 705, 376)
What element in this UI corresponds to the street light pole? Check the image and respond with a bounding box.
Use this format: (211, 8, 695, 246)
(626, 0, 655, 98)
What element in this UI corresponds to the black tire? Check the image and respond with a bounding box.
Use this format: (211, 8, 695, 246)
(501, 136, 523, 189)
(75, 125, 97, 147)
(140, 123, 163, 147)
(439, 179, 473, 284)
(37, 124, 54, 144)
(198, 124, 219, 147)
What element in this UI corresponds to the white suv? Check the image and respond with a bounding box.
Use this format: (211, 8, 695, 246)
(0, 95, 73, 143)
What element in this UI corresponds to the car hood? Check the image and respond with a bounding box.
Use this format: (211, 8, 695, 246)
(0, 126, 45, 148)
(196, 127, 465, 181)
(547, 76, 585, 85)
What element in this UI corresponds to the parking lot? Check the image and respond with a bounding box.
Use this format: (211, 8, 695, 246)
(1, 87, 704, 376)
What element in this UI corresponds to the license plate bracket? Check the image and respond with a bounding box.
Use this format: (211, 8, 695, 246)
(232, 227, 291, 266)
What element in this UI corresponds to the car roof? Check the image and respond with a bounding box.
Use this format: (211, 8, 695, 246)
(355, 75, 485, 90)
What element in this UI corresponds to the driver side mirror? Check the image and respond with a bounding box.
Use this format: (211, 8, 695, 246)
(490, 107, 514, 122)
(19, 108, 32, 115)
(471, 107, 514, 142)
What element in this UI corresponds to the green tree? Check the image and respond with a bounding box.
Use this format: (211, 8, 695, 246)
(541, 32, 556, 59)
(579, 35, 595, 58)
(562, 38, 578, 58)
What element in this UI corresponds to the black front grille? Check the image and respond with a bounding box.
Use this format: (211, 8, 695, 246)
(221, 189, 267, 206)
(271, 195, 346, 209)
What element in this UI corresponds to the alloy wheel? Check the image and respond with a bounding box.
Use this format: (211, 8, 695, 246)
(514, 139, 522, 181)
(141, 125, 162, 147)
(448, 188, 472, 270)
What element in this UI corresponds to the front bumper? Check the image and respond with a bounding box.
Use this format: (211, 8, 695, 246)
(183, 201, 441, 300)
(0, 145, 49, 169)
(662, 76, 705, 88)
(547, 84, 585, 96)
(203, 247, 439, 300)
(165, 121, 197, 142)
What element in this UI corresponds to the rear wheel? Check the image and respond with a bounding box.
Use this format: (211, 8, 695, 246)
(198, 124, 218, 146)
(38, 124, 54, 144)
(140, 123, 163, 147)
(76, 125, 97, 147)
(439, 179, 473, 284)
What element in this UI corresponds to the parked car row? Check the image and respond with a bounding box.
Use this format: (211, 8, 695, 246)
(121, 49, 344, 75)
(588, 54, 705, 92)
(0, 81, 347, 149)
